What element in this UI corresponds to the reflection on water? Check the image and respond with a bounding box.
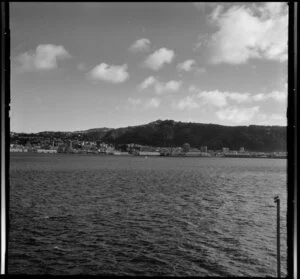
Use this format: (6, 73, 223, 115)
(9, 154, 287, 276)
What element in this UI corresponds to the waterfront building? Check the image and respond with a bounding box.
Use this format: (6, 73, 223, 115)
(222, 147, 229, 153)
(201, 146, 208, 153)
(106, 146, 115, 154)
(138, 151, 160, 156)
(159, 148, 170, 156)
(200, 152, 211, 157)
(37, 149, 57, 154)
(113, 151, 130, 156)
(170, 147, 183, 156)
(185, 151, 202, 157)
(10, 147, 26, 152)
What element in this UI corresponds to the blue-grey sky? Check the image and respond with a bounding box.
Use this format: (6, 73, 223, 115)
(10, 2, 288, 133)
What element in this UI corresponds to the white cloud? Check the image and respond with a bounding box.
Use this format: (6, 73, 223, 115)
(129, 38, 151, 52)
(252, 93, 265, 102)
(226, 92, 251, 103)
(128, 97, 141, 106)
(138, 76, 182, 94)
(177, 60, 206, 75)
(268, 91, 287, 102)
(174, 96, 200, 110)
(257, 113, 287, 126)
(177, 59, 196, 72)
(193, 33, 210, 51)
(252, 90, 287, 102)
(208, 3, 288, 64)
(216, 106, 260, 124)
(270, 113, 286, 122)
(88, 63, 129, 83)
(16, 44, 71, 71)
(191, 87, 285, 106)
(145, 98, 161, 108)
(138, 76, 157, 90)
(155, 80, 182, 94)
(208, 4, 224, 22)
(258, 2, 286, 18)
(197, 90, 228, 107)
(143, 48, 175, 70)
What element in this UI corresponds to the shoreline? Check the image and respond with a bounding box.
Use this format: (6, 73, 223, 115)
(9, 152, 287, 159)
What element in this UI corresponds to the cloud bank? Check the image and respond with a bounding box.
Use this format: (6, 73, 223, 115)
(216, 106, 260, 124)
(172, 87, 286, 125)
(207, 3, 288, 64)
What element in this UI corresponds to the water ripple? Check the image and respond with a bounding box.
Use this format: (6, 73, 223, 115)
(9, 154, 287, 276)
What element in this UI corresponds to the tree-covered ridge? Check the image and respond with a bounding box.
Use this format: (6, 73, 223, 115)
(102, 120, 286, 152)
(10, 120, 286, 152)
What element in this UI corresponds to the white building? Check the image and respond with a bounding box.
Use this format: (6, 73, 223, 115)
(138, 151, 160, 156)
(222, 147, 229, 153)
(37, 149, 57, 154)
(10, 147, 27, 152)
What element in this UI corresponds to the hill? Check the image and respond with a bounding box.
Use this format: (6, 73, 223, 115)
(10, 120, 287, 152)
(101, 120, 286, 152)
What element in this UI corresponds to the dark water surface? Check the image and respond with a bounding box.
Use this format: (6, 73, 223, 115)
(8, 153, 287, 276)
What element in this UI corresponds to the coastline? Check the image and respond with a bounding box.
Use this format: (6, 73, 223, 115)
(9, 151, 287, 159)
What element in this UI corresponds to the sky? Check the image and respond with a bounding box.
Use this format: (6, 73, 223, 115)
(10, 2, 288, 133)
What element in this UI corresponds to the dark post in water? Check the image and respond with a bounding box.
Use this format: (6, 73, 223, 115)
(274, 196, 280, 278)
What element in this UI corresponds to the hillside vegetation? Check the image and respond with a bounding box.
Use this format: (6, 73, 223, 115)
(11, 120, 286, 152)
(101, 120, 286, 152)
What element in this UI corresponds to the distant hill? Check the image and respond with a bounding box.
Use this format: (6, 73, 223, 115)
(73, 128, 112, 134)
(101, 120, 286, 152)
(72, 128, 112, 140)
(11, 119, 286, 152)
(10, 128, 112, 143)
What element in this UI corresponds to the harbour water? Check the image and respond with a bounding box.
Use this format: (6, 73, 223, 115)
(8, 153, 287, 276)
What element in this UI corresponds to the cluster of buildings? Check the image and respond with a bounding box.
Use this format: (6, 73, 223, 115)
(10, 140, 109, 154)
(10, 144, 58, 154)
(9, 140, 287, 158)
